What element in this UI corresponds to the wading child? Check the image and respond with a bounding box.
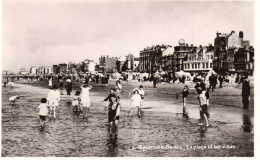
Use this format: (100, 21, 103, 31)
(103, 88, 116, 102)
(138, 85, 145, 100)
(196, 87, 209, 127)
(80, 84, 93, 119)
(38, 98, 48, 128)
(47, 85, 60, 119)
(182, 85, 189, 117)
(107, 95, 121, 136)
(9, 95, 20, 106)
(72, 91, 81, 112)
(128, 90, 142, 117)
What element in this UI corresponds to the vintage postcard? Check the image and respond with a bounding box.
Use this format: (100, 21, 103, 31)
(1, 0, 257, 158)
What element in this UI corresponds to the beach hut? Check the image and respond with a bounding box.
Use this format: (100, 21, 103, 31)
(175, 70, 191, 78)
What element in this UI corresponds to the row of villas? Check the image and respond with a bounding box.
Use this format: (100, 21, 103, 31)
(139, 30, 254, 76)
(21, 59, 97, 75)
(19, 66, 53, 75)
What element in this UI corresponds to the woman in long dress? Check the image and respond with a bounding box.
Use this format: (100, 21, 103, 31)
(80, 84, 93, 119)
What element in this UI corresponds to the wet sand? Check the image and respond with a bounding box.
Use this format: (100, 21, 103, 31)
(1, 80, 254, 156)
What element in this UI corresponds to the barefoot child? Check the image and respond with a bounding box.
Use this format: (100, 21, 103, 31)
(9, 95, 20, 106)
(182, 85, 189, 117)
(72, 91, 81, 112)
(128, 90, 142, 117)
(138, 85, 145, 100)
(196, 87, 209, 127)
(38, 98, 48, 128)
(107, 95, 121, 136)
(80, 84, 93, 119)
(47, 85, 60, 119)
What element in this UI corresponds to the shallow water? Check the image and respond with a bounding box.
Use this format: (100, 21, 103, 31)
(1, 84, 254, 157)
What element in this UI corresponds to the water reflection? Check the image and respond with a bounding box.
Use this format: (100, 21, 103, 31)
(242, 114, 252, 133)
(198, 126, 207, 138)
(106, 135, 118, 157)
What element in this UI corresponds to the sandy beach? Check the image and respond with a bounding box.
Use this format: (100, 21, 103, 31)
(1, 79, 254, 156)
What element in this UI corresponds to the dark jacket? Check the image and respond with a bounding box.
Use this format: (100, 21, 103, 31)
(242, 80, 250, 97)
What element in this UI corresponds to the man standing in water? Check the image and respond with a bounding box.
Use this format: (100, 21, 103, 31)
(242, 75, 250, 109)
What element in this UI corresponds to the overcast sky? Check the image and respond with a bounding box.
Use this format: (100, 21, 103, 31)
(2, 0, 254, 73)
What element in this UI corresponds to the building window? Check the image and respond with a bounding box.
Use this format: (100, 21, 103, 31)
(192, 64, 194, 69)
(206, 63, 208, 68)
(202, 63, 205, 68)
(210, 63, 213, 68)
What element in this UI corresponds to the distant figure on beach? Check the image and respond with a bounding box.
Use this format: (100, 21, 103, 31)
(59, 79, 64, 88)
(101, 76, 107, 87)
(9, 80, 15, 90)
(72, 91, 81, 112)
(107, 95, 121, 136)
(218, 75, 224, 89)
(182, 85, 189, 118)
(48, 77, 53, 88)
(153, 77, 157, 88)
(4, 80, 7, 87)
(38, 98, 48, 128)
(9, 95, 20, 106)
(84, 75, 89, 84)
(242, 75, 250, 109)
(95, 75, 99, 83)
(66, 79, 73, 101)
(80, 84, 93, 119)
(47, 85, 60, 119)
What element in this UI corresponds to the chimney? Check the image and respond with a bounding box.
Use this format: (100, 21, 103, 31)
(239, 31, 244, 39)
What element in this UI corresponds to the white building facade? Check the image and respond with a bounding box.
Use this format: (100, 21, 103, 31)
(183, 46, 214, 73)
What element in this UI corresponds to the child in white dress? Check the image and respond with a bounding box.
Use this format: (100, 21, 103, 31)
(72, 91, 81, 112)
(38, 98, 48, 128)
(47, 85, 60, 119)
(128, 90, 142, 117)
(80, 84, 93, 119)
